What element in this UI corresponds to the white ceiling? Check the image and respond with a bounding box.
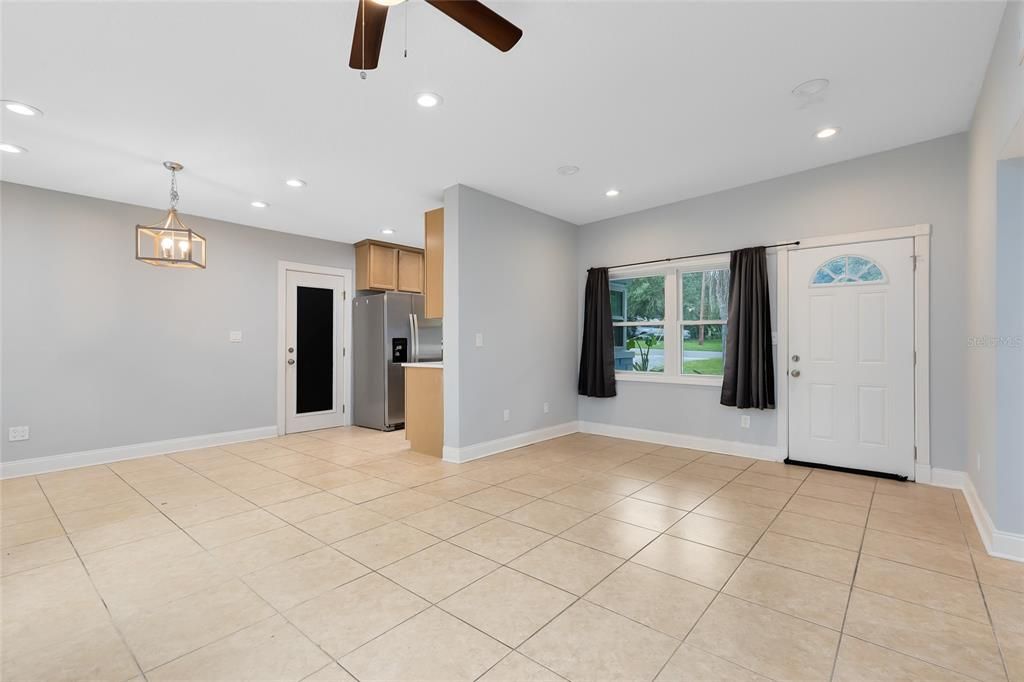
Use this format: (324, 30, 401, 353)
(0, 1, 1005, 246)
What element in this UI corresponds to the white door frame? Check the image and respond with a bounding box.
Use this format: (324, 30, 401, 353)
(277, 261, 353, 436)
(776, 223, 931, 480)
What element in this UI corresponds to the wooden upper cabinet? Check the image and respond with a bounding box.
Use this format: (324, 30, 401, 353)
(368, 243, 397, 290)
(397, 250, 424, 293)
(354, 240, 424, 293)
(424, 208, 444, 318)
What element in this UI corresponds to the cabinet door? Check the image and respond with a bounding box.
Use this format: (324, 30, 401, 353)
(424, 208, 444, 318)
(368, 244, 398, 290)
(397, 250, 424, 293)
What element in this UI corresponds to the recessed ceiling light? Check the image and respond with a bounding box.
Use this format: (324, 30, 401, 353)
(381, 228, 395, 235)
(1, 101, 43, 117)
(416, 92, 443, 108)
(251, 200, 269, 208)
(791, 79, 830, 98)
(0, 142, 27, 154)
(372, 0, 405, 5)
(285, 178, 306, 188)
(605, 189, 620, 197)
(815, 127, 839, 139)
(556, 165, 580, 176)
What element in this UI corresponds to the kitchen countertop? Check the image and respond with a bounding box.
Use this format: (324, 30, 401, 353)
(401, 361, 443, 369)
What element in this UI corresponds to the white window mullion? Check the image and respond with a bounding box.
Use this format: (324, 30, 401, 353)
(664, 270, 680, 376)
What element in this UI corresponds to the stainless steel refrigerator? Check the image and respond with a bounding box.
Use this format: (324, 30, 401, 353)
(353, 291, 442, 431)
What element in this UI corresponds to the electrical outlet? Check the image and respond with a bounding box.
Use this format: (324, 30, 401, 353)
(8, 426, 30, 442)
(503, 409, 510, 422)
(543, 402, 550, 414)
(475, 333, 484, 348)
(229, 331, 242, 343)
(740, 415, 751, 428)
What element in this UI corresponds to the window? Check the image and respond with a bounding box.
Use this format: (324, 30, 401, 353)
(680, 268, 728, 376)
(811, 255, 885, 286)
(610, 275, 665, 373)
(610, 260, 729, 382)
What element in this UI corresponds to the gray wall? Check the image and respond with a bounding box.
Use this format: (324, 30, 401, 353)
(1, 182, 354, 461)
(577, 134, 969, 472)
(444, 185, 578, 449)
(995, 159, 1023, 534)
(965, 0, 1024, 534)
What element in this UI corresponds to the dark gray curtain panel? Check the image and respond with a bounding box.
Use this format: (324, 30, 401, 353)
(578, 267, 617, 398)
(720, 247, 775, 409)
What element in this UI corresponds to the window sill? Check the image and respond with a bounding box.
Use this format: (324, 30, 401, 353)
(615, 372, 723, 387)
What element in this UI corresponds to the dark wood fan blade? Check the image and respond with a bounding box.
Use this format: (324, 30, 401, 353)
(349, 0, 389, 70)
(425, 0, 522, 52)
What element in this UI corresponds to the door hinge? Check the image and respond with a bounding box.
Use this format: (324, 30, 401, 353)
(912, 255, 918, 270)
(343, 347, 346, 357)
(913, 350, 917, 365)
(914, 445, 918, 461)
(342, 404, 346, 414)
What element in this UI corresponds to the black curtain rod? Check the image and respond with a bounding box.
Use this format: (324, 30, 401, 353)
(590, 241, 801, 272)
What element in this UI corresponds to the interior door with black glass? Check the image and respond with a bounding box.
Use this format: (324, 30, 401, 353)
(285, 270, 346, 433)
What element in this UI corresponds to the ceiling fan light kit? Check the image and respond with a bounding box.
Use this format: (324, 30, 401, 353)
(135, 161, 207, 269)
(350, 0, 522, 74)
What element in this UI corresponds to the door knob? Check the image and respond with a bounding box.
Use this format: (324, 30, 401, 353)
(790, 369, 800, 377)
(287, 359, 296, 365)
(288, 347, 294, 353)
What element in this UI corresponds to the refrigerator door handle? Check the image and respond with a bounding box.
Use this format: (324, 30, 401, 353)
(409, 313, 419, 363)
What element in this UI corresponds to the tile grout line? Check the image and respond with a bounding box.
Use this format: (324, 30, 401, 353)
(957, 496, 1013, 682)
(827, 476, 876, 681)
(649, 458, 801, 682)
(31, 469, 152, 682)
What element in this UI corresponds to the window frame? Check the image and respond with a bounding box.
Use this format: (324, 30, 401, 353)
(609, 254, 729, 387)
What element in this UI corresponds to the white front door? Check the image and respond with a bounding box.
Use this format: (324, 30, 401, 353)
(285, 270, 346, 433)
(788, 239, 915, 478)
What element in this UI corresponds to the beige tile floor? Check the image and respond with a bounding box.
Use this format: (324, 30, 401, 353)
(2, 428, 1022, 681)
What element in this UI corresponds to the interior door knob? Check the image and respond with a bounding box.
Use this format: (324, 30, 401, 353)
(287, 359, 296, 365)
(790, 369, 800, 377)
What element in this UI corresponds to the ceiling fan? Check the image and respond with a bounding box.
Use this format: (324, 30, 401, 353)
(350, 0, 523, 72)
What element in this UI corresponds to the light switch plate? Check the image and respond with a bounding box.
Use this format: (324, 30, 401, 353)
(229, 331, 242, 343)
(8, 426, 30, 441)
(740, 415, 751, 428)
(475, 333, 484, 347)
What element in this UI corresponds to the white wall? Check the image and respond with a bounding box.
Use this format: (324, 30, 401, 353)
(577, 134, 969, 471)
(965, 0, 1024, 535)
(443, 185, 578, 454)
(1, 182, 354, 462)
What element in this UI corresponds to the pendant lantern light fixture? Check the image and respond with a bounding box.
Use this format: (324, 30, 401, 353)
(135, 161, 207, 269)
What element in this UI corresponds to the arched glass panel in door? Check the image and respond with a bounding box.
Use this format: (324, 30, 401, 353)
(810, 255, 886, 286)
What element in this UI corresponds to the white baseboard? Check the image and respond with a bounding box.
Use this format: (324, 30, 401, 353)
(921, 466, 1023, 563)
(578, 421, 784, 461)
(443, 421, 580, 464)
(0, 426, 278, 479)
(959, 473, 1024, 562)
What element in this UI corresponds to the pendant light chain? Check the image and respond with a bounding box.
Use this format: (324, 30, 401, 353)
(169, 167, 180, 210)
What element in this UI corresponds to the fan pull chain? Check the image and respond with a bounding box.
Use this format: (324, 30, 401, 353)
(360, 0, 367, 79)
